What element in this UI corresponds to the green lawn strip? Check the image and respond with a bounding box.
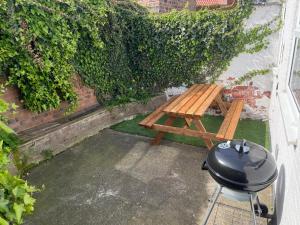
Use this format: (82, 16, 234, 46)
(111, 114, 268, 148)
(264, 121, 271, 150)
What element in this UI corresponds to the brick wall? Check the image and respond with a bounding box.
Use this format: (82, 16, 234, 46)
(138, 0, 161, 12)
(159, 0, 196, 12)
(195, 0, 227, 6)
(137, 0, 233, 12)
(2, 75, 99, 133)
(138, 0, 195, 12)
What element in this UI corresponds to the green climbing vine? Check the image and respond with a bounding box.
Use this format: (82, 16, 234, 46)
(0, 0, 278, 111)
(233, 69, 271, 86)
(0, 0, 110, 112)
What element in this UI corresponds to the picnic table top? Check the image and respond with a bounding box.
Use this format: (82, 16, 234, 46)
(163, 84, 223, 117)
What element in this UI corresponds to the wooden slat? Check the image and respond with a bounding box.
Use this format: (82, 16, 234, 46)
(139, 96, 178, 127)
(216, 99, 244, 139)
(177, 84, 210, 115)
(163, 112, 195, 119)
(186, 84, 217, 115)
(170, 84, 204, 113)
(216, 100, 238, 139)
(194, 85, 223, 116)
(163, 84, 198, 112)
(210, 101, 231, 110)
(224, 100, 244, 139)
(152, 124, 217, 140)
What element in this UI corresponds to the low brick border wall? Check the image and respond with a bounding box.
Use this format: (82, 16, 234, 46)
(3, 75, 99, 133)
(9, 95, 167, 173)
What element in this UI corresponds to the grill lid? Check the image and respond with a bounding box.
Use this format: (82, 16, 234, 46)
(206, 139, 278, 192)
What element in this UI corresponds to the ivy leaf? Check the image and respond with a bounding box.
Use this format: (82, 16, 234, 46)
(0, 217, 9, 225)
(13, 203, 24, 224)
(11, 103, 18, 110)
(23, 193, 35, 206)
(12, 187, 26, 199)
(0, 199, 9, 213)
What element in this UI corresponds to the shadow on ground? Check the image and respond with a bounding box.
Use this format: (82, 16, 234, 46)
(24, 129, 271, 225)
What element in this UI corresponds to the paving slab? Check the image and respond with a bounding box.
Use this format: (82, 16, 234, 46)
(24, 129, 272, 225)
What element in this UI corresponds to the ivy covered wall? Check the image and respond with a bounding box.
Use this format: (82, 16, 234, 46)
(0, 0, 276, 114)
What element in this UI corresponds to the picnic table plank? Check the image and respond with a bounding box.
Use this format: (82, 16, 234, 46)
(185, 84, 217, 115)
(216, 99, 244, 139)
(216, 100, 238, 138)
(194, 85, 223, 116)
(224, 100, 244, 139)
(139, 96, 178, 127)
(152, 124, 217, 140)
(177, 84, 210, 115)
(163, 84, 198, 113)
(170, 84, 205, 114)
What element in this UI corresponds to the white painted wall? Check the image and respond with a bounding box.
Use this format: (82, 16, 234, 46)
(269, 0, 300, 224)
(217, 2, 281, 120)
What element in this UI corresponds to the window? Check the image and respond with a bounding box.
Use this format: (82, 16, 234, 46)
(289, 38, 300, 110)
(275, 2, 300, 145)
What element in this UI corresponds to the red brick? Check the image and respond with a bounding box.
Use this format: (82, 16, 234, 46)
(137, 0, 233, 12)
(2, 75, 99, 133)
(223, 82, 269, 109)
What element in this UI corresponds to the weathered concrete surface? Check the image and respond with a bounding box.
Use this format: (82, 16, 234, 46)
(10, 95, 166, 173)
(24, 130, 272, 225)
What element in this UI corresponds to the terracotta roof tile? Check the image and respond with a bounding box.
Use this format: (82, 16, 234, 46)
(196, 0, 228, 6)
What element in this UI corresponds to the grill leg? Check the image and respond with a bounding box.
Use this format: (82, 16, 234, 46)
(250, 194, 257, 225)
(255, 195, 262, 217)
(202, 185, 222, 225)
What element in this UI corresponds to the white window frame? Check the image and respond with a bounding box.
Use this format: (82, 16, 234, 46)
(277, 1, 300, 145)
(288, 29, 300, 111)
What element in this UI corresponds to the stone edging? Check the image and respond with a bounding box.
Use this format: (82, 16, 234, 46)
(9, 95, 167, 173)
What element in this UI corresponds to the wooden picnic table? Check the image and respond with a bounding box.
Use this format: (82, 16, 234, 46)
(139, 84, 244, 150)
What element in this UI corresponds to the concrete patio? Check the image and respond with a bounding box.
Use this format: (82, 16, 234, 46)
(24, 129, 273, 225)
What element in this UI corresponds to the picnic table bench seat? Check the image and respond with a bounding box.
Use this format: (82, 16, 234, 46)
(216, 99, 244, 140)
(139, 96, 178, 128)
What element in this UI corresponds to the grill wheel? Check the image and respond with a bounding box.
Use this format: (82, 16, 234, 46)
(254, 203, 269, 217)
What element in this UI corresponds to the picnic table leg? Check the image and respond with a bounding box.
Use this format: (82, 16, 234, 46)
(184, 118, 192, 128)
(151, 116, 175, 145)
(193, 119, 214, 150)
(215, 94, 228, 116)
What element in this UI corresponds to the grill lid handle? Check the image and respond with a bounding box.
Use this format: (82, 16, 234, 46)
(236, 139, 250, 154)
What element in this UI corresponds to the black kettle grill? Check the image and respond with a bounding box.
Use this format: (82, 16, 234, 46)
(202, 139, 278, 225)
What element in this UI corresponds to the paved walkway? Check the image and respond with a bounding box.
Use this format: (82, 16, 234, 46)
(24, 129, 272, 225)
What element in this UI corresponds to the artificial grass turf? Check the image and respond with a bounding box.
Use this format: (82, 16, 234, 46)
(111, 114, 270, 149)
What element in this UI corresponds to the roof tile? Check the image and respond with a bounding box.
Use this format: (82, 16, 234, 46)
(196, 0, 228, 6)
